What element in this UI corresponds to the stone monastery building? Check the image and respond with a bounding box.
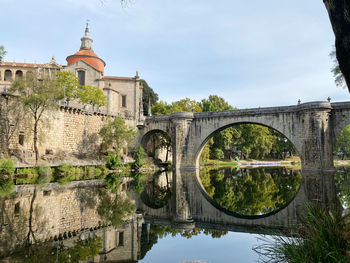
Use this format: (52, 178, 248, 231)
(0, 24, 144, 122)
(0, 25, 144, 163)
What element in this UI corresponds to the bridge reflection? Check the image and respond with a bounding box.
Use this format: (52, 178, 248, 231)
(135, 168, 340, 234)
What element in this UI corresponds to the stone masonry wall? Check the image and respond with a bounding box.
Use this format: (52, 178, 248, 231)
(0, 94, 139, 164)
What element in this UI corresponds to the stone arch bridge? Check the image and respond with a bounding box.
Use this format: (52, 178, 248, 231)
(138, 101, 350, 172)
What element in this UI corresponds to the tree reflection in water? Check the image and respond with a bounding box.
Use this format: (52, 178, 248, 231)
(139, 224, 228, 261)
(199, 167, 302, 216)
(136, 170, 172, 209)
(334, 167, 350, 209)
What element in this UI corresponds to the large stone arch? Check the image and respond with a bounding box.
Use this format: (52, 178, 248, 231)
(187, 110, 304, 168)
(194, 120, 300, 166)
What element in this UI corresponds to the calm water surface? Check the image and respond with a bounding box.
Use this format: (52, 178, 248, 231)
(0, 166, 347, 262)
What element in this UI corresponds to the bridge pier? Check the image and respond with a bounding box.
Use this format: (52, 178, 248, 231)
(297, 102, 334, 173)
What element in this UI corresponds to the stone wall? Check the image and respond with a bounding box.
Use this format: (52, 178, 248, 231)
(0, 94, 139, 164)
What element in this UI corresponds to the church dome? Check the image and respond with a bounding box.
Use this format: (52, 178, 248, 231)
(66, 24, 106, 75)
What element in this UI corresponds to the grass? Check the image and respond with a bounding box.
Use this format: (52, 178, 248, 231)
(255, 204, 350, 263)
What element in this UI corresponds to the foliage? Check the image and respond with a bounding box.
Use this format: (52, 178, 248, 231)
(55, 71, 80, 99)
(59, 237, 102, 262)
(200, 144, 210, 164)
(255, 204, 349, 263)
(97, 189, 136, 227)
(199, 167, 301, 216)
(10, 73, 65, 162)
(35, 163, 52, 185)
(334, 124, 350, 158)
(106, 152, 123, 170)
(105, 173, 123, 192)
(0, 158, 16, 175)
(151, 98, 202, 115)
(141, 79, 159, 115)
(145, 131, 172, 162)
(132, 171, 146, 195)
(54, 163, 74, 184)
(334, 168, 350, 209)
(0, 177, 14, 197)
(0, 45, 6, 62)
(99, 117, 136, 153)
(330, 46, 346, 89)
(172, 98, 202, 113)
(16, 168, 38, 184)
(200, 95, 234, 112)
(132, 145, 146, 170)
(151, 100, 173, 115)
(77, 85, 106, 107)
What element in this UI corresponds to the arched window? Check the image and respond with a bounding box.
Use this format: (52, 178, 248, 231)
(4, 70, 12, 81)
(77, 70, 85, 86)
(15, 70, 23, 80)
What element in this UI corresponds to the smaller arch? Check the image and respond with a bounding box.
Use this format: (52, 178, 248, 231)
(15, 70, 23, 80)
(4, 70, 12, 81)
(141, 129, 172, 162)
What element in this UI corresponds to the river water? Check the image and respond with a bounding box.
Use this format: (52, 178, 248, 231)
(0, 166, 348, 262)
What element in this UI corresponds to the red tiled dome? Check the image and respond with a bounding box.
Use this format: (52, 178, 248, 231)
(66, 49, 106, 75)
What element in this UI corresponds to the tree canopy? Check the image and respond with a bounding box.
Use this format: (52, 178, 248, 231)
(0, 45, 7, 62)
(141, 79, 158, 116)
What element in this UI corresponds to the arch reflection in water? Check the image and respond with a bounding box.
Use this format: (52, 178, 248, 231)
(199, 167, 302, 217)
(137, 170, 172, 209)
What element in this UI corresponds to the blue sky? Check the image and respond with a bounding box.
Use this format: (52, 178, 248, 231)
(1, 0, 349, 108)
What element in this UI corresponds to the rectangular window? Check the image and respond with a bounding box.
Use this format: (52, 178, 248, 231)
(121, 95, 127, 107)
(77, 70, 85, 86)
(118, 232, 124, 246)
(18, 132, 24, 146)
(14, 202, 20, 216)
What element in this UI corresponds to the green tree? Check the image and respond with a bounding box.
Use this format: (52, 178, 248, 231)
(199, 167, 301, 216)
(77, 85, 106, 108)
(10, 73, 62, 163)
(0, 45, 6, 62)
(55, 71, 80, 100)
(172, 98, 202, 113)
(141, 79, 158, 116)
(151, 101, 173, 115)
(97, 189, 136, 227)
(334, 125, 350, 159)
(99, 117, 136, 154)
(152, 98, 202, 115)
(132, 145, 146, 170)
(200, 95, 234, 112)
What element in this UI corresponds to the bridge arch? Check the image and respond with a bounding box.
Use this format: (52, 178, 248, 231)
(192, 118, 302, 168)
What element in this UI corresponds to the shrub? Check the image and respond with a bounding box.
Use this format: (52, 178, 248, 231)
(55, 163, 74, 184)
(255, 204, 350, 263)
(16, 168, 38, 184)
(85, 166, 96, 180)
(35, 163, 53, 185)
(105, 173, 123, 192)
(106, 153, 123, 170)
(132, 145, 146, 170)
(0, 158, 16, 176)
(0, 178, 14, 197)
